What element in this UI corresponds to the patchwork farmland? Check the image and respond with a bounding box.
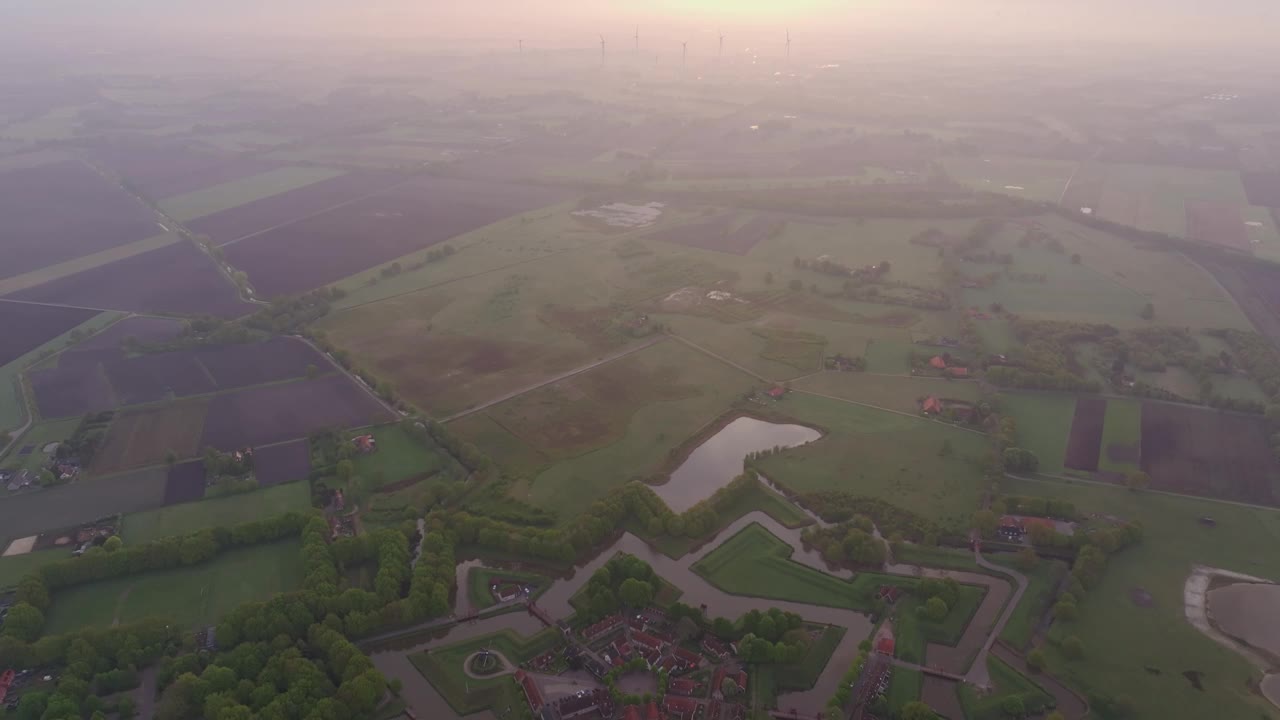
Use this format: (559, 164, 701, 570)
(0, 302, 97, 366)
(0, 159, 160, 280)
(6, 239, 254, 317)
(223, 176, 570, 297)
(199, 373, 393, 449)
(1139, 402, 1280, 505)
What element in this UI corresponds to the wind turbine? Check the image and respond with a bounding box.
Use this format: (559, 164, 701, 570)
(682, 41, 688, 68)
(518, 39, 523, 53)
(599, 34, 606, 64)
(786, 28, 791, 61)
(634, 25, 640, 53)
(718, 30, 725, 59)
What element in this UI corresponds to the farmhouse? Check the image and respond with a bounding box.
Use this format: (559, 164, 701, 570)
(664, 696, 699, 719)
(921, 396, 943, 415)
(352, 434, 376, 453)
(945, 366, 969, 378)
(767, 386, 786, 400)
(929, 356, 948, 370)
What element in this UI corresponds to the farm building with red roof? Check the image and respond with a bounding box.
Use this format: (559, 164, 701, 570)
(921, 396, 943, 414)
(946, 366, 969, 378)
(514, 670, 544, 713)
(929, 356, 948, 369)
(646, 700, 663, 720)
(624, 706, 643, 720)
(665, 696, 699, 719)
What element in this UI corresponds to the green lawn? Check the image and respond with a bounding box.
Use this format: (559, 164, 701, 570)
(754, 393, 987, 528)
(692, 523, 861, 609)
(886, 666, 922, 712)
(43, 539, 303, 634)
(864, 340, 915, 374)
(1098, 398, 1142, 473)
(466, 567, 551, 611)
(410, 629, 560, 715)
(0, 311, 123, 432)
(159, 166, 342, 221)
(0, 548, 74, 590)
(1002, 475, 1280, 720)
(120, 482, 312, 545)
(354, 424, 460, 490)
(984, 554, 1069, 650)
(999, 393, 1076, 475)
(958, 657, 1056, 720)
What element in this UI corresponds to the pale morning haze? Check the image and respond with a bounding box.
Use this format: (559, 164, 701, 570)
(0, 2, 1278, 720)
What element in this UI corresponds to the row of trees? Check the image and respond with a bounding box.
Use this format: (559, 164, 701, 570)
(801, 520, 887, 568)
(785, 489, 943, 543)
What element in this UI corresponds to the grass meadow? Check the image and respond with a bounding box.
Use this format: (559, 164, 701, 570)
(43, 538, 303, 633)
(120, 481, 312, 545)
(753, 393, 987, 526)
(1001, 475, 1280, 720)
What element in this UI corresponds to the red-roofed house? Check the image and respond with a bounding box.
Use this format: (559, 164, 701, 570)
(646, 700, 663, 720)
(669, 678, 702, 697)
(921, 396, 943, 414)
(946, 366, 969, 378)
(1002, 515, 1056, 532)
(674, 646, 701, 666)
(514, 670, 543, 713)
(767, 386, 786, 399)
(876, 636, 896, 655)
(0, 669, 14, 705)
(632, 630, 663, 649)
(665, 696, 699, 719)
(929, 356, 948, 370)
(624, 706, 643, 720)
(353, 434, 377, 453)
(736, 671, 748, 692)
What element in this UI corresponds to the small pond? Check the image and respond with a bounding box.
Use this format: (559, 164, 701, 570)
(652, 416, 821, 513)
(1208, 582, 1280, 656)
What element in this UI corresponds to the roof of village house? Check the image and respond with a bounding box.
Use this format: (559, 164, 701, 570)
(922, 396, 943, 414)
(646, 700, 662, 720)
(929, 355, 948, 369)
(947, 366, 969, 377)
(768, 386, 786, 398)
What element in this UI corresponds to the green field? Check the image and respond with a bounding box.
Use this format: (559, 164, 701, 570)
(466, 567, 550, 611)
(1097, 398, 1143, 473)
(793, 372, 980, 416)
(0, 548, 74, 590)
(0, 311, 124, 432)
(864, 339, 915, 374)
(120, 482, 312, 544)
(959, 214, 1253, 330)
(892, 582, 988, 662)
(159, 166, 343, 221)
(0, 466, 168, 546)
(775, 625, 847, 692)
(886, 665, 923, 711)
(942, 155, 1079, 203)
(692, 523, 861, 609)
(984, 554, 1069, 650)
(999, 393, 1075, 475)
(354, 424, 461, 490)
(1002, 475, 1280, 720)
(458, 340, 759, 518)
(958, 657, 1056, 720)
(43, 539, 303, 634)
(754, 393, 987, 527)
(409, 628, 561, 715)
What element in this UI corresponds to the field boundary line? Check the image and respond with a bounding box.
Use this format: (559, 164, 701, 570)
(1005, 471, 1280, 514)
(441, 335, 666, 423)
(214, 173, 425, 249)
(0, 297, 171, 318)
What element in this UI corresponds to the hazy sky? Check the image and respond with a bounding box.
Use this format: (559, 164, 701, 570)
(3, 0, 1275, 50)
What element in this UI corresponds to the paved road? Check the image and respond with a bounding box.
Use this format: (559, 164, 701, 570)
(969, 547, 1028, 687)
(441, 335, 666, 422)
(133, 665, 158, 720)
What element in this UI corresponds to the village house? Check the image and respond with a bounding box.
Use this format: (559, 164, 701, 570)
(352, 434, 376, 454)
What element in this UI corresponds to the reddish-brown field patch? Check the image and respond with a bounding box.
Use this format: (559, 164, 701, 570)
(251, 439, 312, 487)
(1187, 202, 1248, 250)
(1140, 402, 1280, 505)
(1064, 397, 1106, 471)
(92, 398, 210, 475)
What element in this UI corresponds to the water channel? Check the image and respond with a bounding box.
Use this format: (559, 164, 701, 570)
(652, 416, 821, 513)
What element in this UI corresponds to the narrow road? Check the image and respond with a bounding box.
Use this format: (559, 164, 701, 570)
(668, 333, 769, 383)
(133, 665, 158, 720)
(441, 335, 666, 422)
(991, 642, 1089, 720)
(0, 296, 171, 317)
(291, 334, 400, 418)
(969, 545, 1028, 687)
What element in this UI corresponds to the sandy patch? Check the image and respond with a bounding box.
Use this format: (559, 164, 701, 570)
(2, 535, 37, 556)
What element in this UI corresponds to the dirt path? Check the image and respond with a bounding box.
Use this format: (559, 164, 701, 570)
(110, 586, 133, 627)
(462, 650, 515, 679)
(133, 665, 159, 720)
(440, 335, 666, 422)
